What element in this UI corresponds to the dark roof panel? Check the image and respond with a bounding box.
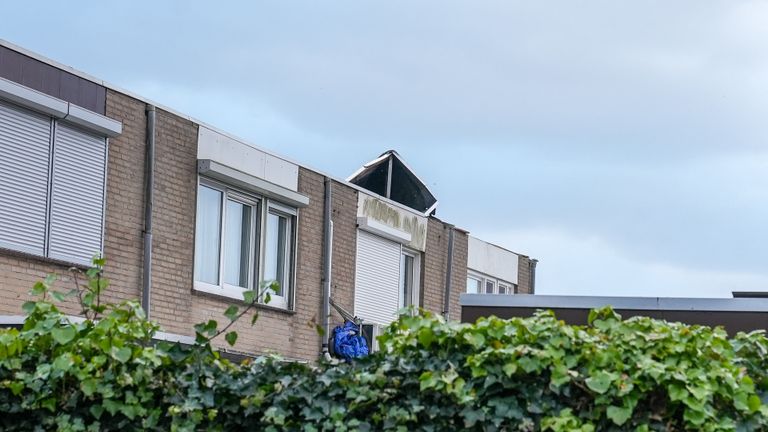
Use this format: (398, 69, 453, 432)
(348, 150, 437, 214)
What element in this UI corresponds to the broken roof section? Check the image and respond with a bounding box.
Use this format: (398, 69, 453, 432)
(348, 150, 438, 215)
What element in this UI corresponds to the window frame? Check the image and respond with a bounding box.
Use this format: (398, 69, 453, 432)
(193, 177, 298, 310)
(399, 247, 421, 310)
(261, 200, 297, 310)
(468, 270, 517, 295)
(466, 275, 482, 294)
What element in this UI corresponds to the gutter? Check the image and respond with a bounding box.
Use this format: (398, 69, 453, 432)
(141, 105, 156, 319)
(321, 177, 333, 355)
(442, 224, 455, 319)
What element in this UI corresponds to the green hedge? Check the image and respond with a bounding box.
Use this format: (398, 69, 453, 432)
(1, 266, 768, 431)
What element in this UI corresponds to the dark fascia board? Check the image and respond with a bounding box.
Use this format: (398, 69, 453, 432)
(198, 159, 310, 208)
(460, 294, 768, 313)
(0, 76, 122, 137)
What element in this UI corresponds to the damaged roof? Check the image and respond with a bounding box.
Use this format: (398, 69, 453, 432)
(347, 150, 438, 215)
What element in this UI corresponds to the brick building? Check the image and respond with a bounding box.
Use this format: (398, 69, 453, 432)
(0, 41, 535, 361)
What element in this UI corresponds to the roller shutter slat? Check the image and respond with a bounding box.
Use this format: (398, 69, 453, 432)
(48, 123, 106, 265)
(0, 100, 51, 256)
(354, 230, 401, 325)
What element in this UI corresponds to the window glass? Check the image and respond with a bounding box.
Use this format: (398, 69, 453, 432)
(223, 200, 252, 288)
(485, 280, 495, 294)
(265, 211, 291, 296)
(401, 254, 414, 308)
(498, 284, 507, 295)
(194, 185, 222, 285)
(466, 277, 481, 294)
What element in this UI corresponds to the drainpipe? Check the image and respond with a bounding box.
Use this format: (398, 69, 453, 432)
(141, 105, 156, 319)
(442, 224, 455, 319)
(529, 259, 538, 294)
(321, 177, 333, 355)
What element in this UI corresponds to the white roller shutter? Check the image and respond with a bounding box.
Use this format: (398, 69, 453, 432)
(354, 229, 401, 325)
(0, 101, 52, 256)
(48, 123, 107, 265)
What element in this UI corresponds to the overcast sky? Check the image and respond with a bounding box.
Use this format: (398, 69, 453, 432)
(5, 1, 767, 297)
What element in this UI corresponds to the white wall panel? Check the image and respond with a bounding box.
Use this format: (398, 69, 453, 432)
(198, 126, 298, 191)
(468, 236, 519, 284)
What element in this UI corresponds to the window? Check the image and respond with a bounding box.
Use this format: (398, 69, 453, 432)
(466, 276, 482, 294)
(0, 100, 107, 266)
(194, 178, 296, 309)
(485, 280, 495, 294)
(400, 249, 420, 309)
(264, 202, 296, 308)
(467, 270, 517, 295)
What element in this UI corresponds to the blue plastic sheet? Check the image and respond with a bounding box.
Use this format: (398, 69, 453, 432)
(333, 321, 369, 360)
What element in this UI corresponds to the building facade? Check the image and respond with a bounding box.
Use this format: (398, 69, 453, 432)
(466, 235, 536, 296)
(0, 41, 530, 361)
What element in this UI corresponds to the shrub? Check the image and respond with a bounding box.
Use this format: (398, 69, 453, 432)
(1, 264, 768, 431)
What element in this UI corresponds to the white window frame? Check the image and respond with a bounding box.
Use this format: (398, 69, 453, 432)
(484, 279, 496, 294)
(468, 270, 517, 295)
(466, 275, 482, 294)
(194, 178, 261, 300)
(261, 200, 297, 310)
(399, 247, 421, 310)
(193, 177, 298, 310)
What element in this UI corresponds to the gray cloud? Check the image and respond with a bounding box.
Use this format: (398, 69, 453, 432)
(4, 0, 767, 296)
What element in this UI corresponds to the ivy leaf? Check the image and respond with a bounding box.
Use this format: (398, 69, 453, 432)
(502, 362, 518, 377)
(225, 331, 238, 347)
(463, 332, 486, 348)
(251, 312, 260, 326)
(243, 290, 256, 304)
(31, 281, 47, 296)
(607, 405, 632, 426)
(224, 305, 239, 322)
(49, 291, 67, 302)
(81, 379, 98, 396)
(585, 371, 615, 394)
(111, 346, 132, 363)
(418, 328, 435, 348)
(22, 301, 36, 314)
(90, 405, 104, 420)
(748, 395, 761, 413)
(668, 383, 687, 402)
(51, 326, 76, 345)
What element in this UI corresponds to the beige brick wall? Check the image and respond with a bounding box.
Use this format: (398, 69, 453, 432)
(421, 217, 468, 320)
(145, 107, 198, 334)
(143, 142, 360, 361)
(101, 89, 147, 305)
(0, 83, 472, 362)
(329, 180, 357, 335)
(517, 255, 534, 294)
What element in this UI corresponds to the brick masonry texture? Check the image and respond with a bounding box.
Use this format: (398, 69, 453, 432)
(421, 217, 468, 320)
(0, 89, 146, 316)
(329, 180, 357, 339)
(0, 64, 484, 361)
(517, 255, 533, 294)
